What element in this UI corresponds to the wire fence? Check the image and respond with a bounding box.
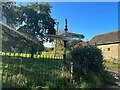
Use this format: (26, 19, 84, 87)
(1, 17, 69, 88)
(2, 55, 64, 88)
(1, 3, 68, 87)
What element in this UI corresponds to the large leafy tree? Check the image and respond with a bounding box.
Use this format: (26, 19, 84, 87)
(2, 2, 18, 52)
(2, 2, 56, 58)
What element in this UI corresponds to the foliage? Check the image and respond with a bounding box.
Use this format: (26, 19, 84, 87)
(2, 2, 17, 27)
(67, 39, 82, 50)
(2, 56, 76, 88)
(103, 61, 120, 68)
(44, 82, 56, 89)
(71, 45, 104, 74)
(99, 70, 116, 86)
(2, 56, 63, 88)
(2, 2, 56, 58)
(54, 40, 64, 56)
(78, 82, 92, 88)
(44, 47, 54, 52)
(70, 45, 116, 88)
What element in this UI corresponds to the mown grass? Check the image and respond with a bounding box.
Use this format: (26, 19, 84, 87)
(2, 56, 70, 88)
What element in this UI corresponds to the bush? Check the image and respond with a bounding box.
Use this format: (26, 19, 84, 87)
(71, 45, 104, 73)
(78, 82, 93, 88)
(100, 70, 116, 86)
(44, 82, 56, 89)
(70, 45, 116, 88)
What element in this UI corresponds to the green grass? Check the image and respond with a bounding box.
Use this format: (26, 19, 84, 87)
(103, 61, 120, 68)
(2, 56, 70, 88)
(2, 56, 118, 88)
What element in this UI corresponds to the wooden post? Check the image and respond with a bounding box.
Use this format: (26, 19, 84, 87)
(70, 59, 74, 84)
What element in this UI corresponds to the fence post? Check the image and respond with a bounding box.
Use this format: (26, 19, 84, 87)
(36, 54, 37, 59)
(43, 55, 44, 59)
(46, 55, 47, 60)
(29, 54, 31, 58)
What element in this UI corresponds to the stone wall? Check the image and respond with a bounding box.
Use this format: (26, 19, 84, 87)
(97, 43, 120, 63)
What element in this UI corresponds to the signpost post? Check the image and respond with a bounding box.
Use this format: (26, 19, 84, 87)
(63, 19, 68, 65)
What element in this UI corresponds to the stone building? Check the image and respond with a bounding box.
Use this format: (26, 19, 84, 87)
(89, 30, 120, 63)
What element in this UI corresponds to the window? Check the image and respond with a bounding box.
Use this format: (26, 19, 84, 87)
(108, 48, 110, 51)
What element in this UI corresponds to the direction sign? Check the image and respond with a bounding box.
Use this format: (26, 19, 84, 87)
(64, 32, 85, 39)
(1, 21, 85, 44)
(46, 34, 64, 40)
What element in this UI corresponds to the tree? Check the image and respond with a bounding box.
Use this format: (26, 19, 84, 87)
(2, 2, 56, 58)
(2, 2, 18, 52)
(67, 39, 82, 50)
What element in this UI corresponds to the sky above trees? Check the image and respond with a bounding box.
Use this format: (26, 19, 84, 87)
(14, 2, 118, 47)
(46, 2, 118, 47)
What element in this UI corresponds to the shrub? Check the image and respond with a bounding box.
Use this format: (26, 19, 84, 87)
(70, 45, 116, 88)
(78, 81, 93, 88)
(99, 70, 116, 86)
(71, 45, 104, 72)
(44, 82, 56, 89)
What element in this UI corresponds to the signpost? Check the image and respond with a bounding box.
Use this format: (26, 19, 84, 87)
(46, 19, 85, 66)
(46, 19, 85, 79)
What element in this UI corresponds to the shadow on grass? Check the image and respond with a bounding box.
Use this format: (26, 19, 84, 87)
(2, 56, 72, 88)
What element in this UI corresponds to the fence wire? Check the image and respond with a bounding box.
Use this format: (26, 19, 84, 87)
(1, 21, 68, 88)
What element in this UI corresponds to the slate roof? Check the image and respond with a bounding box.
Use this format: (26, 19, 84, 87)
(89, 30, 120, 45)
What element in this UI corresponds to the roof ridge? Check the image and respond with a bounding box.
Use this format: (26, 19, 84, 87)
(90, 30, 120, 44)
(94, 30, 119, 37)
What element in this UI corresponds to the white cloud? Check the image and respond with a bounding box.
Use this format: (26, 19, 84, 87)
(43, 42, 55, 48)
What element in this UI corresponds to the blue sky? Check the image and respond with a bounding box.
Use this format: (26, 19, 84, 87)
(50, 2, 118, 41)
(15, 2, 118, 47)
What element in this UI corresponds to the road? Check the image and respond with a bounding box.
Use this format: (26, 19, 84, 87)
(105, 67, 120, 88)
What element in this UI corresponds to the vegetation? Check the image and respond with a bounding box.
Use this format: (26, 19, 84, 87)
(70, 45, 116, 88)
(1, 52, 63, 59)
(2, 2, 56, 58)
(103, 61, 120, 68)
(67, 39, 82, 50)
(2, 45, 117, 88)
(2, 56, 72, 88)
(1, 2, 117, 89)
(54, 40, 64, 56)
